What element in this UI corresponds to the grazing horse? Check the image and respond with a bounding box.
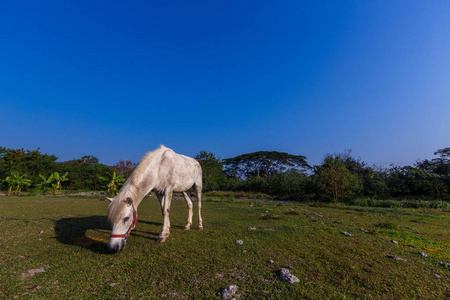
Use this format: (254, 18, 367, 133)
(107, 145, 203, 252)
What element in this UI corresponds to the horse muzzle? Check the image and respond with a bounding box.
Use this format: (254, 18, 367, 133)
(108, 238, 126, 253)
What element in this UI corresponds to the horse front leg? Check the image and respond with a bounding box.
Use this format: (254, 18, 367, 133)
(182, 191, 193, 230)
(156, 190, 172, 243)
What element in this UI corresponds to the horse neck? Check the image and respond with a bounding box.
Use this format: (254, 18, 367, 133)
(118, 173, 156, 208)
(117, 147, 165, 207)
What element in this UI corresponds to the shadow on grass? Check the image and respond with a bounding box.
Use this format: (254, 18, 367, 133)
(54, 217, 167, 254)
(55, 216, 111, 254)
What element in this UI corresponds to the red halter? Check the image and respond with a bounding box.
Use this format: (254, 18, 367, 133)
(110, 204, 137, 240)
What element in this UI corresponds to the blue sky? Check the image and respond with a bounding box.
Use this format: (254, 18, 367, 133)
(1, 1, 449, 167)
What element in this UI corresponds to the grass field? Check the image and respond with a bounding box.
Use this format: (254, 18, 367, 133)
(1, 195, 449, 299)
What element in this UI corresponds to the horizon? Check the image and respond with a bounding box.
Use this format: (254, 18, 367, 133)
(1, 1, 449, 167)
(1, 144, 445, 169)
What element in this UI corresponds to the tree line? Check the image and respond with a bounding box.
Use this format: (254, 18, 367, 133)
(0, 147, 134, 195)
(1, 146, 449, 201)
(195, 148, 450, 201)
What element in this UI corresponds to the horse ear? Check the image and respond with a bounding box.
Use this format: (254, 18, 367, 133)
(124, 197, 133, 205)
(107, 197, 114, 202)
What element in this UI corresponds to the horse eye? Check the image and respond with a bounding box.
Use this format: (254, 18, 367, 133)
(124, 217, 130, 222)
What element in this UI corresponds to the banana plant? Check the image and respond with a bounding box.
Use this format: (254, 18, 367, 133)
(37, 173, 54, 195)
(52, 172, 69, 195)
(99, 172, 125, 195)
(38, 172, 69, 195)
(3, 171, 31, 195)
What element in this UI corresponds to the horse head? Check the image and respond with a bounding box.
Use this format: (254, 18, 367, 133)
(107, 196, 137, 253)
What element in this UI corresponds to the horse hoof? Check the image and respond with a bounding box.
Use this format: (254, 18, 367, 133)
(156, 237, 166, 243)
(184, 226, 191, 230)
(198, 226, 203, 230)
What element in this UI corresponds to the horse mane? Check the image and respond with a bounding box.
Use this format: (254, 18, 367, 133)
(107, 145, 168, 224)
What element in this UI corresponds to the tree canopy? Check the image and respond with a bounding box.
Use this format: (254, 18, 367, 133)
(223, 151, 310, 178)
(195, 150, 224, 191)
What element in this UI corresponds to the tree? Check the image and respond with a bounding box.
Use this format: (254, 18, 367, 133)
(223, 151, 310, 179)
(266, 170, 312, 197)
(111, 160, 136, 177)
(315, 155, 361, 202)
(0, 147, 58, 185)
(52, 172, 69, 194)
(99, 172, 125, 195)
(59, 156, 110, 191)
(338, 149, 388, 198)
(3, 171, 32, 195)
(37, 172, 69, 195)
(195, 150, 225, 191)
(37, 173, 54, 195)
(416, 148, 450, 176)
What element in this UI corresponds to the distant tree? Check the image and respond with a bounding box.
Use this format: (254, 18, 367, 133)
(314, 155, 361, 202)
(223, 151, 310, 179)
(0, 147, 58, 185)
(99, 172, 125, 195)
(3, 171, 32, 195)
(419, 148, 450, 176)
(59, 156, 110, 191)
(411, 147, 450, 198)
(195, 150, 224, 191)
(111, 159, 136, 177)
(435, 148, 450, 158)
(80, 155, 99, 165)
(266, 170, 312, 197)
(337, 149, 388, 198)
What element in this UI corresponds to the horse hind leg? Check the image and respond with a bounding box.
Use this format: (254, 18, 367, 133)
(194, 185, 203, 230)
(183, 191, 193, 230)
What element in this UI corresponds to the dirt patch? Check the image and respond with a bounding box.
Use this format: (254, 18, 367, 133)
(21, 267, 46, 280)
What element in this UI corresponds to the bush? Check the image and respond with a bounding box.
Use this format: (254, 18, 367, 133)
(346, 198, 450, 209)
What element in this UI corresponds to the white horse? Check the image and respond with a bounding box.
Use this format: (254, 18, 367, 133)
(107, 145, 203, 252)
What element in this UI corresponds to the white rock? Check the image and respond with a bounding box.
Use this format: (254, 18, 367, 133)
(222, 285, 238, 299)
(418, 252, 428, 258)
(387, 255, 406, 261)
(280, 268, 300, 283)
(236, 240, 243, 245)
(340, 231, 353, 237)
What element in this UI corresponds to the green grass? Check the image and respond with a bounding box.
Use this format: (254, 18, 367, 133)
(1, 196, 449, 299)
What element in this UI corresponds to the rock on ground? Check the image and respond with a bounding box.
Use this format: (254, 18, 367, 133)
(387, 255, 406, 261)
(340, 231, 353, 237)
(418, 252, 428, 257)
(222, 285, 238, 299)
(280, 268, 300, 283)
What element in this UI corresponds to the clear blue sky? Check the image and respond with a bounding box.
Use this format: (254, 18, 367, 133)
(1, 1, 449, 167)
